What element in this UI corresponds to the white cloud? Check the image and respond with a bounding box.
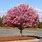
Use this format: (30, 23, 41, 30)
(0, 11, 7, 17)
(32, 7, 42, 22)
(29, 5, 42, 22)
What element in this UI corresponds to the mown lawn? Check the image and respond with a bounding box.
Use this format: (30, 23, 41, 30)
(0, 26, 42, 31)
(0, 26, 15, 29)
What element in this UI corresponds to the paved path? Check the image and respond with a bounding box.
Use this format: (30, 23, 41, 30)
(4, 39, 39, 42)
(0, 28, 42, 37)
(0, 28, 20, 36)
(22, 28, 42, 37)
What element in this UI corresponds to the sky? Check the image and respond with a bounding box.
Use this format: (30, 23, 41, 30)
(0, 0, 42, 20)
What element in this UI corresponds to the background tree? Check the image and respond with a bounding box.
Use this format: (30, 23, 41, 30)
(0, 17, 2, 26)
(38, 22, 42, 28)
(2, 4, 39, 35)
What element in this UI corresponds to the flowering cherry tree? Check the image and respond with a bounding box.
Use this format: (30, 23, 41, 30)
(2, 4, 39, 35)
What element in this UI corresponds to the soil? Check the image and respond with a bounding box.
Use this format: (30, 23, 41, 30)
(0, 36, 35, 41)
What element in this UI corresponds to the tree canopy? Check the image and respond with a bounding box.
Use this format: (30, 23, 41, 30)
(2, 4, 39, 28)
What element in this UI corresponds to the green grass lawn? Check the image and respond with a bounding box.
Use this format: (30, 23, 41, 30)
(0, 26, 15, 29)
(0, 26, 42, 31)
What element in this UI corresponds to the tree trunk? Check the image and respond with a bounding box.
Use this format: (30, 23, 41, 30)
(20, 28, 22, 36)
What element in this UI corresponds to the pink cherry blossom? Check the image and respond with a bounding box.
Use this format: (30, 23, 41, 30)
(2, 4, 39, 28)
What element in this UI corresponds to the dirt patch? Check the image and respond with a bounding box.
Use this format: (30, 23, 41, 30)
(0, 36, 35, 41)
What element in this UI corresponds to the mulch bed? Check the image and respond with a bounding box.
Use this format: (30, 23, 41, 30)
(0, 36, 35, 41)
